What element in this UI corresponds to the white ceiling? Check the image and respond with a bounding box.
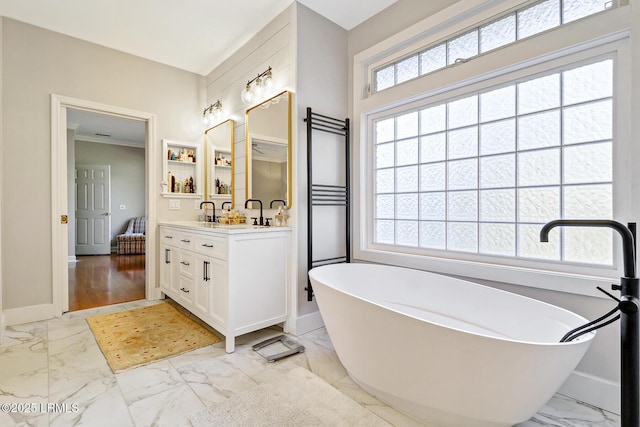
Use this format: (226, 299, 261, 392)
(1, 0, 397, 141)
(0, 0, 397, 75)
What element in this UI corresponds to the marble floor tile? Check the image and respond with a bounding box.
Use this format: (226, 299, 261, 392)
(0, 301, 623, 427)
(176, 354, 259, 405)
(126, 383, 204, 427)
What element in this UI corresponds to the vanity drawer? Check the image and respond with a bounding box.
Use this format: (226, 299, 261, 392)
(194, 235, 227, 260)
(160, 228, 181, 245)
(178, 251, 195, 277)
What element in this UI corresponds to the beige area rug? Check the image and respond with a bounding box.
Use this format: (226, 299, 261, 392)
(190, 367, 391, 427)
(86, 302, 221, 373)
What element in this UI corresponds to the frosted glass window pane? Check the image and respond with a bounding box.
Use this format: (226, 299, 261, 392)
(396, 193, 419, 219)
(563, 100, 612, 144)
(518, 148, 560, 187)
(376, 169, 394, 193)
(397, 55, 419, 84)
(480, 154, 515, 189)
(397, 138, 419, 166)
(396, 221, 419, 246)
(518, 224, 560, 260)
(448, 223, 478, 253)
(448, 159, 478, 190)
(420, 133, 446, 163)
(376, 194, 394, 219)
(480, 14, 516, 53)
(376, 220, 394, 244)
(447, 29, 479, 64)
(376, 143, 394, 168)
(420, 163, 446, 191)
(420, 44, 447, 75)
(420, 192, 446, 220)
(480, 86, 515, 122)
(448, 191, 478, 221)
(420, 222, 446, 249)
(376, 65, 395, 92)
(448, 127, 478, 159)
(518, 74, 560, 114)
(517, 0, 560, 39)
(376, 118, 394, 143)
(421, 104, 447, 134)
(518, 110, 560, 150)
(563, 60, 612, 105)
(518, 187, 560, 222)
(480, 189, 515, 222)
(564, 228, 612, 265)
(563, 0, 609, 23)
(396, 166, 419, 192)
(397, 111, 419, 139)
(563, 184, 612, 219)
(480, 119, 515, 155)
(448, 95, 478, 129)
(480, 223, 516, 256)
(563, 142, 612, 184)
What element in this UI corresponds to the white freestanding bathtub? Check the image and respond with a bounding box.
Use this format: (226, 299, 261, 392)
(308, 263, 595, 427)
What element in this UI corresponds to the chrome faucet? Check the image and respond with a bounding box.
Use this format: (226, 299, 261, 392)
(199, 201, 216, 222)
(245, 199, 264, 225)
(540, 219, 639, 427)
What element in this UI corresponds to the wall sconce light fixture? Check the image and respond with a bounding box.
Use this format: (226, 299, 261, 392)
(203, 100, 223, 127)
(240, 66, 274, 105)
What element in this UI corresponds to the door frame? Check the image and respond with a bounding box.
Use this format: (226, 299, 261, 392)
(51, 94, 160, 315)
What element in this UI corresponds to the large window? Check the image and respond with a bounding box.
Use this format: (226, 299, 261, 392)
(354, 0, 631, 294)
(373, 58, 613, 265)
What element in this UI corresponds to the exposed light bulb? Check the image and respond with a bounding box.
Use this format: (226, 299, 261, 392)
(253, 76, 264, 99)
(263, 70, 274, 90)
(241, 83, 254, 105)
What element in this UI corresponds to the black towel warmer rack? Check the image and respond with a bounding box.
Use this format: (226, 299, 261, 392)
(305, 107, 350, 301)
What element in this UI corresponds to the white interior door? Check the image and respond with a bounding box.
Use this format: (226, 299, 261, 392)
(76, 164, 111, 255)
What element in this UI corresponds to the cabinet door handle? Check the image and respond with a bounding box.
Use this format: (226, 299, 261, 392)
(180, 261, 190, 266)
(204, 261, 210, 281)
(165, 248, 171, 264)
(181, 239, 191, 243)
(165, 235, 173, 239)
(202, 244, 214, 248)
(180, 287, 190, 293)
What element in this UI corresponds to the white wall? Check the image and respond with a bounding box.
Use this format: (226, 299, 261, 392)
(294, 3, 348, 319)
(74, 140, 146, 249)
(2, 17, 204, 313)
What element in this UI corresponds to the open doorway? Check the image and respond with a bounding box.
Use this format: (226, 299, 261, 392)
(67, 108, 147, 311)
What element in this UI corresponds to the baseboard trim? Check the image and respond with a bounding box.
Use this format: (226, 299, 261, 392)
(295, 310, 324, 335)
(558, 370, 619, 415)
(68, 255, 77, 263)
(4, 304, 56, 326)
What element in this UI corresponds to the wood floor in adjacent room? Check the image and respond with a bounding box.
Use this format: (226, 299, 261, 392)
(68, 254, 146, 312)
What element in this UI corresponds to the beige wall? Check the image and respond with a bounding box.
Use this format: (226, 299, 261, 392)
(2, 18, 204, 310)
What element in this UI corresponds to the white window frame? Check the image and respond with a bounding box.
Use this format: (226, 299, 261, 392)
(352, 1, 633, 298)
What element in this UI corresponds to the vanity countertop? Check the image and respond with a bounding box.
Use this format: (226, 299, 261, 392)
(158, 221, 291, 234)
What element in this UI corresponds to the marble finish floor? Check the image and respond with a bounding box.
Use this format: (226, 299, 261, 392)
(0, 300, 621, 426)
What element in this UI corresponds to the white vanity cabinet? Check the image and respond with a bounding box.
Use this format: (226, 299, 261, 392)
(158, 223, 290, 353)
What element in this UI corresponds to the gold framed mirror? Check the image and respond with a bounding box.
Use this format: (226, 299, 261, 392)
(245, 90, 292, 209)
(204, 119, 235, 207)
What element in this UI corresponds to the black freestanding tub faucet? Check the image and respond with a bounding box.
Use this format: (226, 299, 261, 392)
(540, 219, 638, 427)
